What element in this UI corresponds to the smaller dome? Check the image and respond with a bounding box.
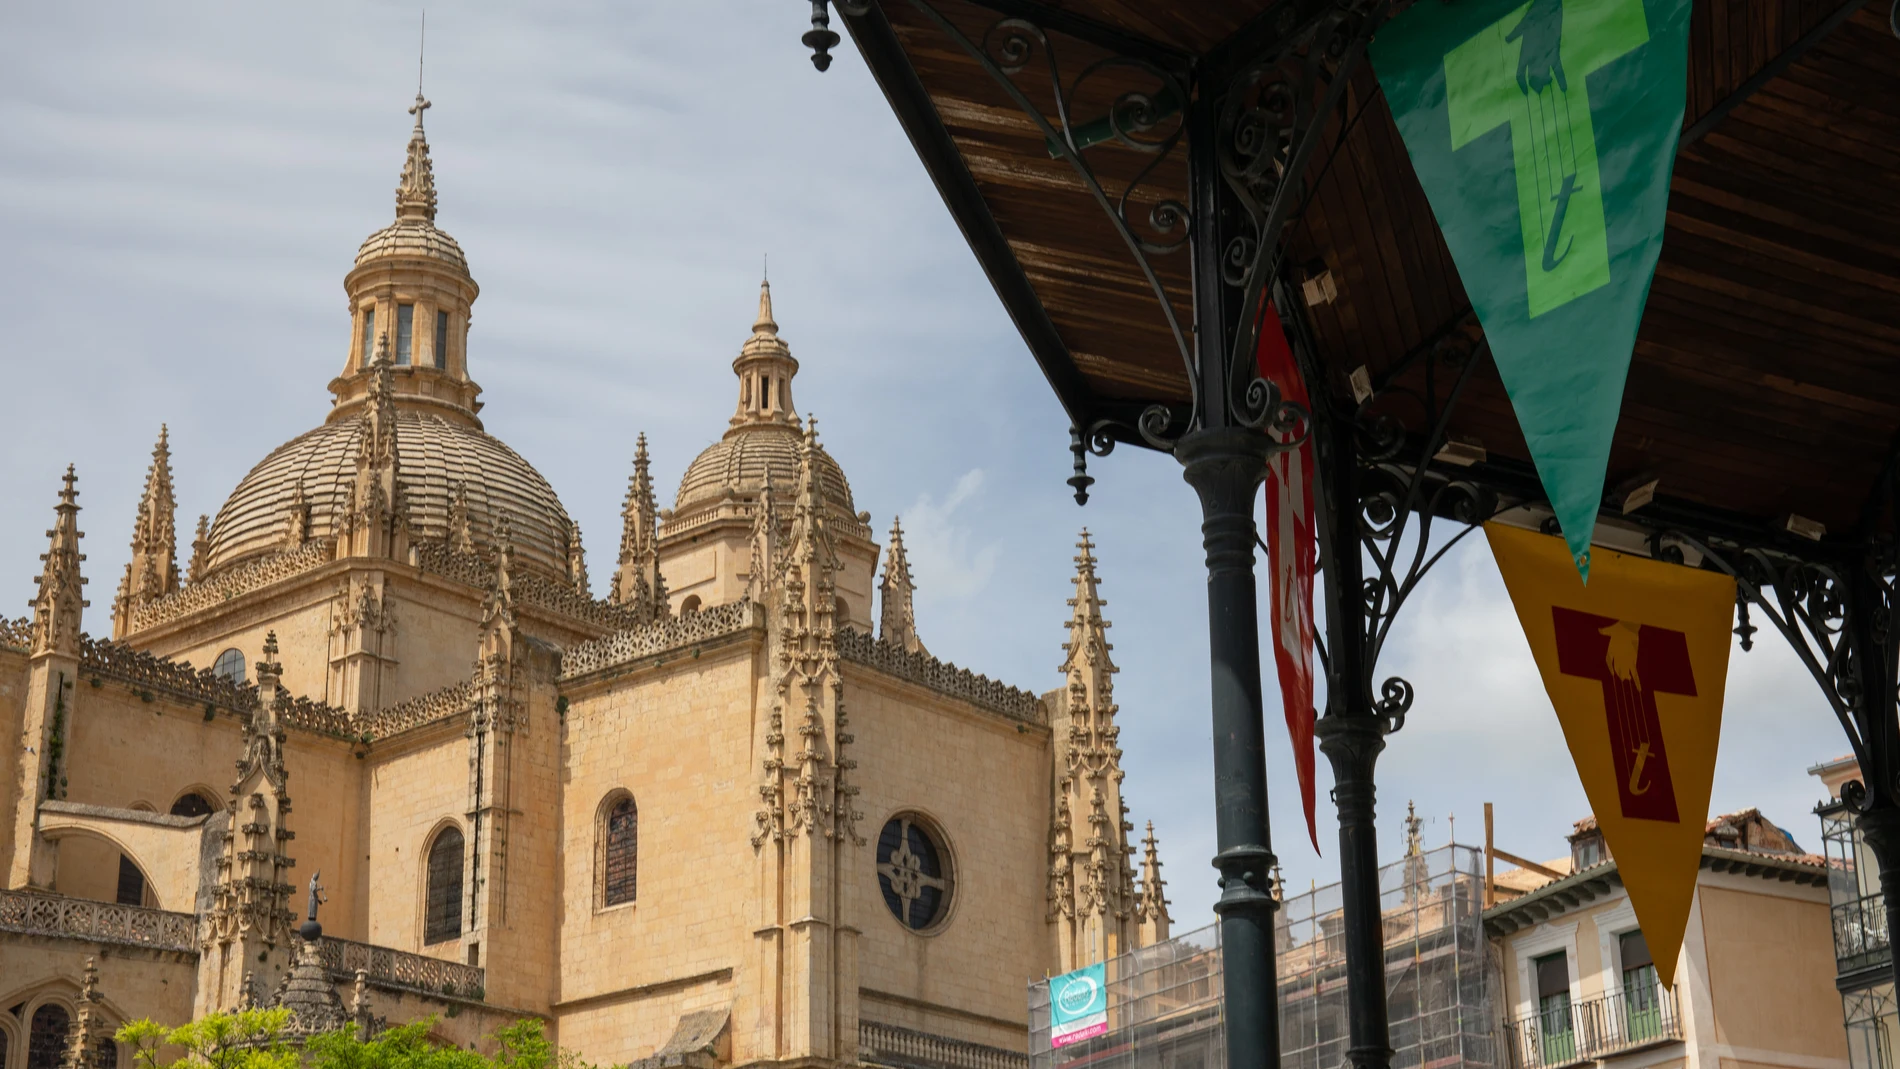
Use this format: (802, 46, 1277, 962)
(355, 219, 466, 272)
(676, 423, 855, 518)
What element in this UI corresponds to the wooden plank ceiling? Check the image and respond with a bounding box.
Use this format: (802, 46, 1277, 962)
(886, 0, 1900, 534)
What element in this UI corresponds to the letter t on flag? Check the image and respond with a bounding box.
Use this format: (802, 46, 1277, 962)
(1486, 523, 1732, 988)
(1257, 301, 1320, 852)
(1372, 0, 1691, 579)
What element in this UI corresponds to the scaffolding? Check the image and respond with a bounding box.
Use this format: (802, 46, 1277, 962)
(1029, 845, 1494, 1069)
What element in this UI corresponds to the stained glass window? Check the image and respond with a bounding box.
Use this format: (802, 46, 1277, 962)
(27, 1005, 70, 1069)
(425, 827, 464, 945)
(603, 796, 637, 906)
(876, 815, 951, 931)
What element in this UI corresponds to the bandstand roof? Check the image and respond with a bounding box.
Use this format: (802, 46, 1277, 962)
(843, 0, 1900, 544)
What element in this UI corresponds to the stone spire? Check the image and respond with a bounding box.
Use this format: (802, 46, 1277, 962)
(878, 517, 925, 655)
(729, 278, 801, 429)
(338, 342, 409, 561)
(396, 92, 437, 223)
(565, 518, 589, 597)
(61, 957, 109, 1069)
(30, 466, 87, 658)
(199, 631, 297, 1013)
(610, 435, 668, 621)
(114, 426, 179, 637)
(1135, 822, 1172, 946)
(482, 517, 519, 653)
(446, 483, 475, 554)
(749, 416, 864, 1064)
(1049, 530, 1138, 969)
(188, 514, 211, 583)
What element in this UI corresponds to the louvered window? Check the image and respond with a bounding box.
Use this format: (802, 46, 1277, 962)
(425, 827, 464, 945)
(604, 797, 638, 906)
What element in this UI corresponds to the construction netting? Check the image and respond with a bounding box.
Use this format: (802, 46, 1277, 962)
(1029, 845, 1495, 1069)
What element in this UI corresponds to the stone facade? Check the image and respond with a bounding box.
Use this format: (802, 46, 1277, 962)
(0, 96, 1172, 1069)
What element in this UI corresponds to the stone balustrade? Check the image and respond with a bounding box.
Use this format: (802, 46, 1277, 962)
(0, 887, 198, 953)
(860, 1021, 1028, 1069)
(294, 935, 485, 1000)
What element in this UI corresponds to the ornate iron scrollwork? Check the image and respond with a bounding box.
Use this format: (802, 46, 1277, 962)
(1348, 328, 1503, 733)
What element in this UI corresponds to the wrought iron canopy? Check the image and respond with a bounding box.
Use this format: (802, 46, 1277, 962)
(813, 0, 1899, 547)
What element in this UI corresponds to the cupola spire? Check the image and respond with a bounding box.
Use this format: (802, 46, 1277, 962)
(730, 276, 800, 429)
(396, 92, 437, 222)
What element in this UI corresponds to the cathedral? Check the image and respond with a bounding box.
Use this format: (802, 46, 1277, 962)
(0, 94, 1174, 1069)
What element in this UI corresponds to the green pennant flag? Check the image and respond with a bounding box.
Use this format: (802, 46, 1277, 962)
(1371, 0, 1689, 580)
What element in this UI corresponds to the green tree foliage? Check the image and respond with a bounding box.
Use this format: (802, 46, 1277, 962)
(114, 1014, 599, 1069)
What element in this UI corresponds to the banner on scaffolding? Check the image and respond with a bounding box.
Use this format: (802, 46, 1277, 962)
(1486, 523, 1733, 988)
(1373, 0, 1691, 580)
(1048, 962, 1108, 1048)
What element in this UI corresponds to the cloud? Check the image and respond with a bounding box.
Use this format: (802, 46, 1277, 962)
(900, 469, 1001, 600)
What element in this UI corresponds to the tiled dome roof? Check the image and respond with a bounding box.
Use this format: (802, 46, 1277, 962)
(355, 219, 467, 272)
(205, 411, 574, 581)
(675, 423, 855, 518)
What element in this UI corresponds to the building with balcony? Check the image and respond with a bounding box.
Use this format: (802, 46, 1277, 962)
(1812, 755, 1896, 1069)
(1023, 806, 1847, 1069)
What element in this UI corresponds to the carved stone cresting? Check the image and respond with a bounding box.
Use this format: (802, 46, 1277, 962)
(30, 467, 88, 658)
(834, 627, 1041, 723)
(878, 516, 927, 656)
(559, 599, 763, 681)
(610, 434, 671, 622)
(113, 426, 180, 639)
(131, 539, 336, 634)
(1048, 531, 1139, 969)
(365, 680, 473, 739)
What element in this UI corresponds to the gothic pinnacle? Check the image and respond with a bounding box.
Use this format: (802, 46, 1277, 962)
(30, 465, 88, 657)
(879, 516, 926, 655)
(395, 92, 438, 222)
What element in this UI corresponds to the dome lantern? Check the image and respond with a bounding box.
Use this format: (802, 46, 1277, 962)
(333, 95, 482, 428)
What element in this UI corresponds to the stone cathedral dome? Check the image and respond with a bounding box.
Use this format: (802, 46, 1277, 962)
(674, 281, 858, 522)
(202, 94, 576, 582)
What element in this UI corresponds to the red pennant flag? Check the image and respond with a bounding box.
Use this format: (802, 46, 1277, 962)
(1258, 302, 1320, 852)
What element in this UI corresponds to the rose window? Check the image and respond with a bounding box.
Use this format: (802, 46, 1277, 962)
(876, 814, 951, 931)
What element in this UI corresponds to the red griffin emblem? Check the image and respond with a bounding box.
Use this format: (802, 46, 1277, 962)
(1552, 607, 1696, 823)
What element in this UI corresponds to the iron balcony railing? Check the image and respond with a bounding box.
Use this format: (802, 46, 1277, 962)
(1500, 984, 1682, 1068)
(1832, 893, 1891, 972)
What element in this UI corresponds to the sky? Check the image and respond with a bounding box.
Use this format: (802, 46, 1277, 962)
(0, 2, 1850, 930)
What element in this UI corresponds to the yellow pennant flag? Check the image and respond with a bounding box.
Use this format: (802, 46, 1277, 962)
(1485, 523, 1733, 989)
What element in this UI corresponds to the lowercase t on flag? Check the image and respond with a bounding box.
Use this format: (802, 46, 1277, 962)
(1372, 0, 1690, 579)
(1485, 523, 1733, 988)
(1257, 301, 1320, 852)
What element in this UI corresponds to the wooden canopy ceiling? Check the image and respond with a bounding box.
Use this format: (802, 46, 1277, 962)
(846, 0, 1900, 540)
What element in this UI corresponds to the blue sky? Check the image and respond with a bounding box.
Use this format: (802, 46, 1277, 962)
(0, 2, 1847, 928)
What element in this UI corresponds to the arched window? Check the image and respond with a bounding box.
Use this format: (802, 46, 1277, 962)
(27, 1004, 70, 1069)
(679, 595, 702, 616)
(424, 826, 464, 945)
(1, 1021, 11, 1069)
(834, 596, 852, 626)
(98, 1035, 119, 1069)
(170, 792, 215, 818)
(602, 795, 638, 907)
(212, 648, 245, 685)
